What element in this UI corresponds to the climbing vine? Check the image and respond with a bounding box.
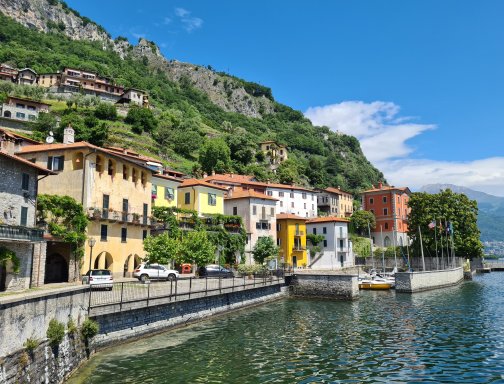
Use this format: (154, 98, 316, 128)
(37, 194, 88, 260)
(0, 246, 20, 274)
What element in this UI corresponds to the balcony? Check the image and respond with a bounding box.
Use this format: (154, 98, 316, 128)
(0, 224, 44, 242)
(87, 209, 151, 226)
(294, 230, 304, 237)
(292, 245, 306, 251)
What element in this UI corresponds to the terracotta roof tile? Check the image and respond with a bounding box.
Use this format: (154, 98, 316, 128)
(204, 173, 314, 192)
(276, 213, 306, 220)
(225, 190, 278, 201)
(306, 216, 350, 224)
(0, 151, 54, 174)
(178, 178, 229, 191)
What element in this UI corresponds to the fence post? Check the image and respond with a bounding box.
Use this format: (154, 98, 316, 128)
(175, 277, 178, 301)
(254, 273, 256, 287)
(189, 277, 192, 299)
(147, 281, 150, 308)
(119, 282, 124, 312)
(170, 279, 173, 302)
(87, 285, 92, 314)
(219, 275, 222, 293)
(232, 275, 234, 292)
(205, 275, 208, 296)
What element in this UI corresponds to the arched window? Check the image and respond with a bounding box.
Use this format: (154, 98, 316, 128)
(123, 164, 129, 180)
(107, 159, 115, 176)
(72, 152, 83, 170)
(96, 155, 104, 173)
(132, 168, 138, 183)
(384, 223, 389, 230)
(141, 171, 147, 187)
(3, 111, 11, 118)
(384, 236, 391, 247)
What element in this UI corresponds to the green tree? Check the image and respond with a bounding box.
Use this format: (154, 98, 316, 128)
(307, 233, 325, 259)
(94, 103, 117, 120)
(143, 233, 180, 265)
(407, 190, 483, 259)
(178, 231, 216, 266)
(30, 112, 58, 142)
(198, 139, 232, 175)
(252, 236, 279, 264)
(350, 210, 376, 236)
(125, 106, 157, 134)
(276, 159, 300, 185)
(226, 135, 254, 166)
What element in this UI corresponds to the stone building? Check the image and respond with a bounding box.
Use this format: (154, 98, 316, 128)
(1, 96, 50, 122)
(0, 151, 53, 292)
(317, 187, 354, 218)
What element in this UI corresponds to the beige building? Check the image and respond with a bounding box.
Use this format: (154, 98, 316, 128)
(1, 96, 50, 122)
(259, 141, 288, 168)
(17, 68, 37, 85)
(16, 136, 153, 279)
(117, 88, 149, 107)
(225, 190, 277, 264)
(317, 187, 354, 218)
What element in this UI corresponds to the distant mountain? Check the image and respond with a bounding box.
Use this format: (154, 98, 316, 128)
(420, 184, 504, 242)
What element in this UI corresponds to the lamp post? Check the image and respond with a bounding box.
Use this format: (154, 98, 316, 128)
(87, 237, 96, 276)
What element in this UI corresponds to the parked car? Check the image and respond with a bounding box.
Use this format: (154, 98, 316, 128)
(198, 264, 234, 278)
(82, 269, 113, 290)
(133, 263, 179, 282)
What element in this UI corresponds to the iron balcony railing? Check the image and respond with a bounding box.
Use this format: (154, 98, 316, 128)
(88, 210, 151, 226)
(295, 230, 304, 236)
(0, 224, 44, 241)
(292, 245, 306, 251)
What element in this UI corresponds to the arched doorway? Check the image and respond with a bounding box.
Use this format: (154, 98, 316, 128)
(44, 253, 68, 283)
(3, 110, 11, 118)
(384, 236, 391, 247)
(94, 252, 113, 270)
(0, 264, 6, 291)
(123, 254, 142, 277)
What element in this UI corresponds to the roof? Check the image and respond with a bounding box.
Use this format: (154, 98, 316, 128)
(6, 96, 50, 106)
(0, 151, 54, 175)
(123, 87, 147, 94)
(18, 142, 154, 171)
(323, 187, 353, 196)
(178, 178, 229, 191)
(0, 128, 41, 144)
(306, 216, 350, 224)
(225, 190, 278, 201)
(362, 185, 411, 194)
(153, 174, 182, 183)
(18, 68, 37, 74)
(276, 213, 306, 221)
(259, 141, 286, 147)
(204, 173, 314, 192)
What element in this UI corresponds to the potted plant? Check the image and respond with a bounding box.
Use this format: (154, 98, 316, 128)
(132, 213, 140, 224)
(92, 208, 101, 219)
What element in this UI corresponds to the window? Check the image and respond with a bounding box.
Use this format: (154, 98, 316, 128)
(267, 191, 273, 196)
(385, 223, 389, 230)
(323, 227, 327, 234)
(253, 205, 257, 215)
(302, 193, 307, 199)
(340, 239, 344, 249)
(132, 168, 138, 183)
(256, 222, 261, 229)
(96, 156, 103, 173)
(185, 192, 191, 205)
(270, 207, 274, 216)
(233, 207, 238, 215)
(47, 156, 64, 171)
(323, 240, 327, 247)
(313, 228, 317, 235)
(370, 198, 374, 204)
(121, 228, 127, 243)
(100, 224, 108, 241)
(383, 196, 387, 203)
(384, 208, 388, 215)
(122, 199, 128, 221)
(20, 206, 28, 226)
(291, 202, 294, 208)
(370, 209, 375, 214)
(290, 192, 294, 198)
(280, 201, 283, 207)
(21, 173, 29, 191)
(28, 115, 36, 121)
(142, 230, 147, 240)
(165, 187, 174, 200)
(208, 193, 217, 206)
(279, 191, 284, 197)
(277, 238, 281, 246)
(143, 204, 148, 224)
(304, 203, 306, 209)
(102, 195, 109, 218)
(107, 159, 115, 176)
(16, 103, 25, 109)
(312, 204, 314, 210)
(16, 112, 26, 119)
(123, 165, 129, 180)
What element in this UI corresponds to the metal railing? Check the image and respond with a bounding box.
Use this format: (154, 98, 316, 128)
(88, 271, 286, 312)
(0, 224, 44, 241)
(87, 210, 151, 226)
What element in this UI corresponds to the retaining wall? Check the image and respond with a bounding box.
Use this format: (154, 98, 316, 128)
(395, 267, 464, 293)
(289, 273, 359, 300)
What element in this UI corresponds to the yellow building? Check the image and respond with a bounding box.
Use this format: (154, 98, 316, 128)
(177, 179, 227, 216)
(276, 213, 307, 268)
(152, 174, 181, 208)
(17, 139, 153, 279)
(259, 141, 288, 166)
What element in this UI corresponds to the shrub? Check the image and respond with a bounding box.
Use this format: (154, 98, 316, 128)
(237, 264, 266, 275)
(24, 337, 39, 352)
(94, 103, 117, 121)
(46, 319, 65, 347)
(81, 318, 99, 340)
(67, 318, 77, 334)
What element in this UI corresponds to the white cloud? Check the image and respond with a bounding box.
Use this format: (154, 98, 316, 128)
(304, 101, 504, 196)
(173, 7, 203, 32)
(163, 17, 172, 25)
(131, 32, 146, 39)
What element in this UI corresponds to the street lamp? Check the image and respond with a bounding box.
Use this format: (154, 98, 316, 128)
(87, 237, 96, 276)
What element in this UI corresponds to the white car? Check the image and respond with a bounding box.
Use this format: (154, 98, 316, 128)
(133, 263, 179, 282)
(82, 269, 113, 290)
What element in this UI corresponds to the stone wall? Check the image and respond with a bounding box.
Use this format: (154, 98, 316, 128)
(92, 285, 286, 349)
(289, 273, 359, 300)
(0, 286, 89, 357)
(2, 241, 35, 292)
(395, 267, 464, 293)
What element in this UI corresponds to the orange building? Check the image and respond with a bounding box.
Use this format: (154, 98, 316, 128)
(361, 182, 411, 247)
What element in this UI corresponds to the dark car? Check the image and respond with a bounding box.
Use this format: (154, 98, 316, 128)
(198, 264, 234, 278)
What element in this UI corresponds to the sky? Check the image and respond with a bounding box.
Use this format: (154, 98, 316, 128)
(67, 0, 504, 196)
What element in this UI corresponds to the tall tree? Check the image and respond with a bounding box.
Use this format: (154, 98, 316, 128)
(252, 236, 279, 264)
(198, 139, 232, 175)
(350, 210, 376, 236)
(143, 233, 180, 265)
(407, 190, 483, 258)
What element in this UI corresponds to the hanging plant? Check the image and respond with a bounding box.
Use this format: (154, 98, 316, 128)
(0, 246, 20, 274)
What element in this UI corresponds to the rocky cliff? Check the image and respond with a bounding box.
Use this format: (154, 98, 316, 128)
(0, 0, 275, 117)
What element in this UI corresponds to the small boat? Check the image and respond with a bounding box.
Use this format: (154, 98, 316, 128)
(358, 278, 392, 290)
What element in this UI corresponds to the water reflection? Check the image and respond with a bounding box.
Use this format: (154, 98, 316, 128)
(69, 274, 504, 384)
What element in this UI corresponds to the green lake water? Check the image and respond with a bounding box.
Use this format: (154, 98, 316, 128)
(69, 274, 504, 383)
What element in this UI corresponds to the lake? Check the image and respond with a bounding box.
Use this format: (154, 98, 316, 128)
(69, 273, 504, 383)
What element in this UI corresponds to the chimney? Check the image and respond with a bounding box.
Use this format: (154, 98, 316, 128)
(63, 124, 75, 145)
(230, 173, 234, 178)
(378, 182, 383, 189)
(211, 170, 216, 176)
(203, 172, 208, 178)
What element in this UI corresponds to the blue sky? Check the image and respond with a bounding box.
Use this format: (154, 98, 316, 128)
(67, 0, 504, 195)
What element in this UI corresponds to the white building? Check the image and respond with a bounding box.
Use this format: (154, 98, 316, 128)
(305, 217, 353, 270)
(264, 184, 318, 219)
(224, 190, 277, 264)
